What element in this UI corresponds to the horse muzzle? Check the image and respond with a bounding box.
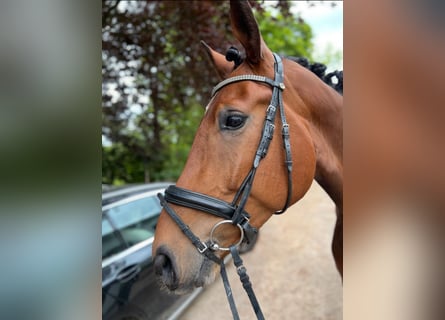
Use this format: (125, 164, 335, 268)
(154, 243, 219, 294)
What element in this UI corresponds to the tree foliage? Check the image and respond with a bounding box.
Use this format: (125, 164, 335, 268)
(256, 9, 313, 59)
(102, 0, 315, 185)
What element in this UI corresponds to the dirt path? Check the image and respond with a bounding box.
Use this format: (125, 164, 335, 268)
(179, 182, 342, 320)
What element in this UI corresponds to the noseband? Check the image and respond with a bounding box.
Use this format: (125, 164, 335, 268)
(157, 53, 293, 320)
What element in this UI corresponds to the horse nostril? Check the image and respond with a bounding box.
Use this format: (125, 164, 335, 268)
(154, 250, 178, 290)
(153, 254, 163, 276)
(154, 254, 168, 276)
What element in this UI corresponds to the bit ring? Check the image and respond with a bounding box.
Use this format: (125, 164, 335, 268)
(209, 220, 244, 251)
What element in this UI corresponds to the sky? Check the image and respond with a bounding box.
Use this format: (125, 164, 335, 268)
(290, 1, 343, 70)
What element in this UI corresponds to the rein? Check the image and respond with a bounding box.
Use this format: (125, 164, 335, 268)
(157, 53, 293, 319)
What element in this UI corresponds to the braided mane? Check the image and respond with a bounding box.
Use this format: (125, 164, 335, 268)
(287, 57, 343, 95)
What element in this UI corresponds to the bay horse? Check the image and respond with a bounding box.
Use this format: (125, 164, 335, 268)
(153, 0, 342, 314)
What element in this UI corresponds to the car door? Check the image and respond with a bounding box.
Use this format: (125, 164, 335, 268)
(102, 191, 184, 320)
(102, 192, 157, 318)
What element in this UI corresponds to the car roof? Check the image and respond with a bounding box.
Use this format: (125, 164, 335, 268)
(102, 182, 172, 207)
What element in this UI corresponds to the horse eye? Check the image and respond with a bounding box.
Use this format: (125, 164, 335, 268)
(222, 114, 247, 130)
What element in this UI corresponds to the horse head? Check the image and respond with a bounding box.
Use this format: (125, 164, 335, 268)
(153, 0, 342, 294)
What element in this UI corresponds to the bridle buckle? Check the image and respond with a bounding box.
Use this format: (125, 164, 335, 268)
(197, 241, 208, 253)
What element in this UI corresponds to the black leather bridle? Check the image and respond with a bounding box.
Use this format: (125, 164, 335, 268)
(157, 53, 293, 320)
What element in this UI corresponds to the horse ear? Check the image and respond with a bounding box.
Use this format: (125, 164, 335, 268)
(201, 40, 234, 80)
(230, 0, 264, 65)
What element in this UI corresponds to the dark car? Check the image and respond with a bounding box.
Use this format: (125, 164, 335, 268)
(102, 182, 258, 320)
(102, 182, 203, 320)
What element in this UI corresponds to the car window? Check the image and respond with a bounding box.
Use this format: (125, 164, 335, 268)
(102, 216, 114, 237)
(102, 217, 127, 260)
(106, 196, 160, 230)
(103, 195, 161, 251)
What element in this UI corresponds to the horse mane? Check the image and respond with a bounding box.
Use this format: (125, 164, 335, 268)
(224, 48, 343, 95)
(287, 57, 343, 95)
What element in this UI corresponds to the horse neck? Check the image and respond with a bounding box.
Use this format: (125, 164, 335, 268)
(285, 61, 343, 209)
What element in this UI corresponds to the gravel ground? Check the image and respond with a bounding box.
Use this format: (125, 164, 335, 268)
(179, 182, 343, 320)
